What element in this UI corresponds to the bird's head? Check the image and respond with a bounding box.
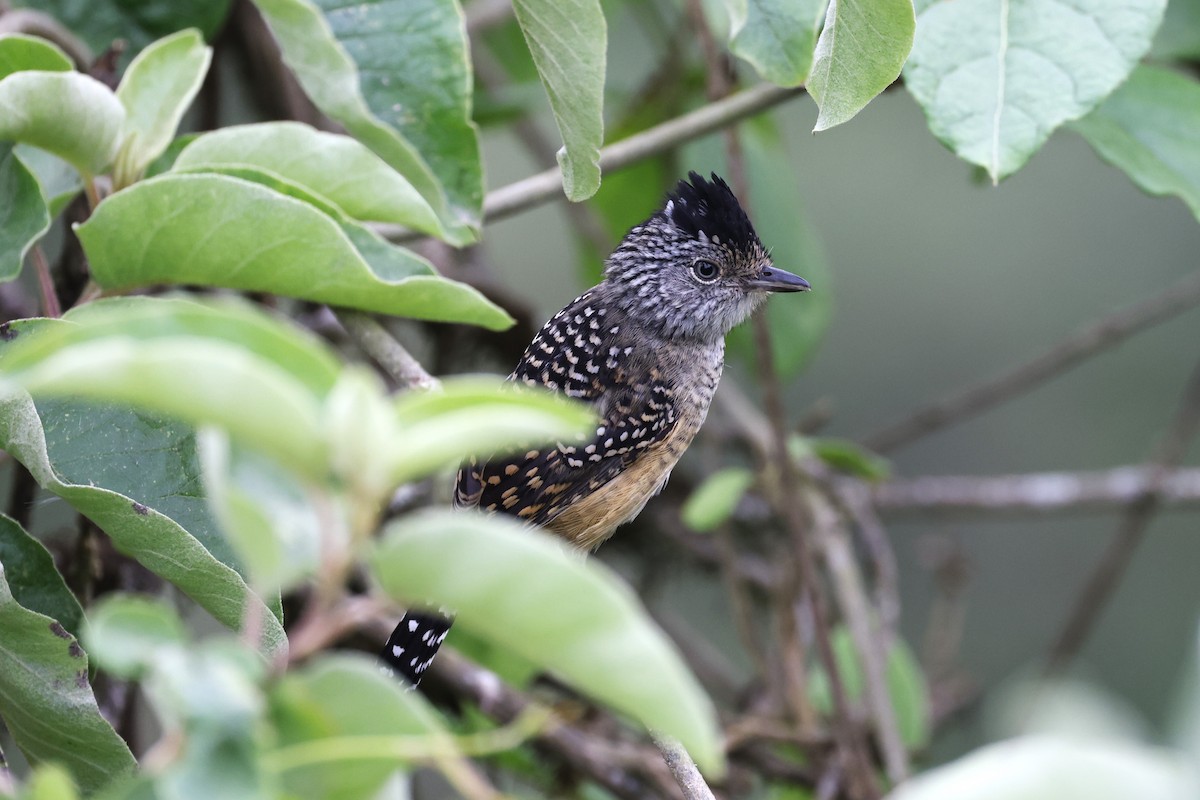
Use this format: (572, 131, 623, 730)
(603, 172, 809, 343)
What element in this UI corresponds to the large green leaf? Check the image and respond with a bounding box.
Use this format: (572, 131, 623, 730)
(0, 561, 135, 793)
(0, 71, 124, 176)
(808, 0, 915, 131)
(0, 34, 73, 79)
(9, 0, 232, 65)
(370, 511, 724, 776)
(1072, 66, 1200, 224)
(269, 655, 450, 799)
(113, 29, 212, 186)
(0, 143, 49, 282)
(511, 0, 606, 201)
(729, 0, 827, 88)
(77, 173, 511, 328)
(173, 122, 443, 233)
(905, 0, 1167, 181)
(0, 514, 84, 638)
(251, 0, 480, 243)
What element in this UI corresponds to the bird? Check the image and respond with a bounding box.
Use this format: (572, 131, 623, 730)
(382, 171, 810, 684)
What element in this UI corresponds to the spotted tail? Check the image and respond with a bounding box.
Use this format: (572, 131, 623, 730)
(381, 611, 453, 685)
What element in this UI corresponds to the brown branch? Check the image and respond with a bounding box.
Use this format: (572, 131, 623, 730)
(652, 734, 717, 800)
(872, 466, 1200, 517)
(863, 269, 1200, 453)
(1046, 356, 1200, 674)
(333, 309, 439, 390)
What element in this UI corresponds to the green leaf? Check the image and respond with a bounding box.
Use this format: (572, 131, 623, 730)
(14, 145, 82, 216)
(890, 736, 1197, 800)
(199, 432, 321, 594)
(387, 376, 596, 485)
(0, 514, 84, 638)
(269, 654, 449, 799)
(251, 0, 481, 243)
(0, 34, 73, 80)
(511, 0, 606, 201)
(173, 122, 444, 234)
(810, 438, 890, 481)
(0, 143, 49, 282)
(681, 467, 755, 532)
(0, 561, 135, 792)
(809, 0, 915, 131)
(77, 173, 512, 329)
(1152, 0, 1200, 60)
(114, 29, 212, 186)
(370, 510, 724, 776)
(9, 0, 232, 65)
(905, 0, 1167, 182)
(83, 594, 187, 679)
(729, 0, 827, 87)
(809, 628, 930, 750)
(24, 765, 81, 800)
(1072, 66, 1200, 224)
(0, 71, 125, 176)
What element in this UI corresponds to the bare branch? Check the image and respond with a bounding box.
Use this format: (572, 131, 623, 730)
(872, 466, 1200, 517)
(863, 269, 1200, 453)
(1046, 356, 1200, 673)
(333, 309, 439, 390)
(652, 734, 717, 800)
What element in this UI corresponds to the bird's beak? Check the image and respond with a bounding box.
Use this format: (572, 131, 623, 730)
(747, 266, 811, 293)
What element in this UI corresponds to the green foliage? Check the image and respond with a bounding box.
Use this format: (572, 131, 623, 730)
(0, 72, 124, 176)
(511, 0, 607, 200)
(0, 514, 84, 638)
(0, 35, 72, 79)
(0, 145, 49, 282)
(682, 467, 755, 531)
(905, 0, 1167, 181)
(728, 0, 827, 87)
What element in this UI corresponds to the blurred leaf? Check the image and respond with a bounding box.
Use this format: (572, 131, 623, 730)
(729, 0, 827, 87)
(512, 0, 606, 200)
(113, 29, 211, 186)
(24, 765, 81, 800)
(0, 143, 49, 282)
(144, 133, 198, 178)
(810, 438, 890, 481)
(905, 0, 1166, 182)
(0, 514, 83, 638)
(0, 562, 134, 792)
(681, 467, 754, 532)
(83, 595, 187, 679)
(0, 71, 124, 176)
(0, 34, 72, 79)
(1151, 0, 1200, 60)
(174, 122, 443, 233)
(808, 0, 914, 131)
(251, 0, 480, 243)
(200, 433, 322, 594)
(270, 654, 449, 799)
(1072, 66, 1200, 224)
(14, 145, 81, 216)
(8, 1, 232, 65)
(77, 173, 512, 329)
(809, 628, 930, 750)
(890, 735, 1198, 800)
(388, 376, 596, 484)
(989, 677, 1149, 744)
(370, 510, 725, 776)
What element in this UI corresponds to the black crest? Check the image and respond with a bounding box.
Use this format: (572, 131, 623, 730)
(663, 172, 759, 252)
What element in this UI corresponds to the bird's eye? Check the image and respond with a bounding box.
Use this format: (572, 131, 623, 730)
(692, 259, 720, 283)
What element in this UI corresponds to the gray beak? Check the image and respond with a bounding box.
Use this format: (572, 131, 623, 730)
(747, 266, 811, 293)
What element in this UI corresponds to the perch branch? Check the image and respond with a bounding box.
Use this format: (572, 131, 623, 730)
(333, 309, 439, 390)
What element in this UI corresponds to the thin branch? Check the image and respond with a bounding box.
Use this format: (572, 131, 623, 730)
(652, 734, 717, 800)
(333, 309, 439, 390)
(872, 466, 1200, 517)
(1046, 356, 1200, 674)
(31, 246, 60, 318)
(0, 8, 92, 67)
(478, 83, 803, 226)
(863, 269, 1200, 453)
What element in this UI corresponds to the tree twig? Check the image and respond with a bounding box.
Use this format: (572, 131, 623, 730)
(872, 465, 1200, 517)
(652, 734, 717, 800)
(1046, 356, 1200, 674)
(333, 309, 439, 390)
(863, 269, 1200, 453)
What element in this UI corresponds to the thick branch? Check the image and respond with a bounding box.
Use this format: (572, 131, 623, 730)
(872, 466, 1200, 517)
(863, 269, 1200, 453)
